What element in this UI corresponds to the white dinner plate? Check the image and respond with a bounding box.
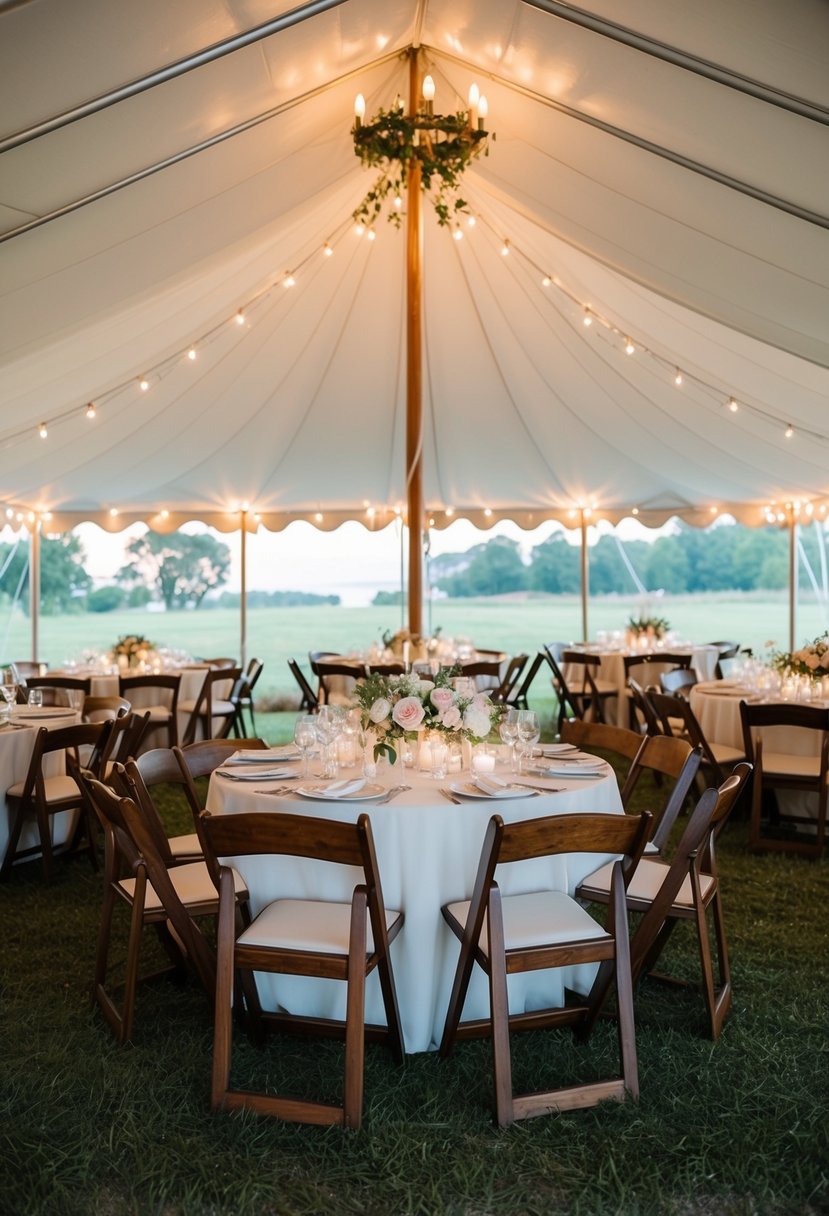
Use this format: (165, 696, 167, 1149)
(536, 743, 579, 756)
(216, 767, 298, 782)
(294, 783, 385, 802)
(12, 707, 76, 719)
(449, 781, 537, 800)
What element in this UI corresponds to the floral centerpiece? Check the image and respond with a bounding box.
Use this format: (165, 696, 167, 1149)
(627, 614, 670, 639)
(353, 668, 501, 764)
(770, 635, 829, 679)
(111, 634, 156, 669)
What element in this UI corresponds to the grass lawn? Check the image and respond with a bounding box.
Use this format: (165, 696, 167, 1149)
(2, 591, 825, 707)
(0, 737, 826, 1216)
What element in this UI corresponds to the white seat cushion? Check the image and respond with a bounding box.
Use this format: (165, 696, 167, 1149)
(142, 704, 174, 722)
(761, 752, 825, 780)
(239, 898, 400, 955)
(6, 775, 79, 803)
(118, 860, 246, 912)
(446, 889, 608, 957)
(581, 858, 715, 909)
(710, 742, 746, 764)
(169, 832, 202, 857)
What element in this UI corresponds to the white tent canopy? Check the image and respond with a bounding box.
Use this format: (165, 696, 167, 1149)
(1, 0, 828, 535)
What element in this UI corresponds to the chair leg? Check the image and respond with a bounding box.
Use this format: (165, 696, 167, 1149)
(375, 933, 405, 1064)
(612, 877, 639, 1099)
(694, 886, 732, 1040)
(343, 890, 368, 1129)
(35, 800, 55, 883)
(486, 888, 514, 1128)
(211, 871, 237, 1110)
(0, 798, 26, 878)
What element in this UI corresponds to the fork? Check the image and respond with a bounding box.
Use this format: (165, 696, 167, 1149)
(439, 787, 463, 804)
(374, 784, 410, 805)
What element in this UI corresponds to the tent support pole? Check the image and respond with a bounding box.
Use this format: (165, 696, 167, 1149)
(788, 511, 796, 653)
(580, 511, 589, 642)
(405, 47, 424, 638)
(240, 511, 248, 671)
(29, 522, 40, 662)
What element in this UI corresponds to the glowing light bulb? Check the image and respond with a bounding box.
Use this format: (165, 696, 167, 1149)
(625, 339, 635, 355)
(282, 273, 295, 288)
(38, 422, 48, 439)
(466, 214, 476, 228)
(85, 402, 96, 419)
(367, 229, 376, 241)
(468, 83, 480, 109)
(323, 243, 333, 256)
(139, 377, 150, 392)
(354, 222, 365, 235)
(785, 423, 794, 438)
(632, 507, 640, 516)
(501, 240, 510, 256)
(728, 397, 738, 413)
(235, 310, 245, 326)
(484, 508, 493, 517)
(542, 275, 551, 287)
(187, 347, 197, 361)
(453, 227, 463, 241)
(354, 93, 365, 127)
(477, 95, 488, 129)
(674, 370, 683, 386)
(422, 75, 435, 102)
(583, 308, 593, 327)
(393, 195, 402, 209)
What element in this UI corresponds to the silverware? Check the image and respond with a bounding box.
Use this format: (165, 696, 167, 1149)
(512, 782, 565, 794)
(255, 786, 298, 797)
(374, 784, 410, 805)
(440, 787, 463, 805)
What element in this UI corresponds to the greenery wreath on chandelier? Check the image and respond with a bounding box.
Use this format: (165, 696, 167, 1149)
(352, 101, 490, 229)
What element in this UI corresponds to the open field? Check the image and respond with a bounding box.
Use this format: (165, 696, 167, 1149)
(2, 592, 827, 703)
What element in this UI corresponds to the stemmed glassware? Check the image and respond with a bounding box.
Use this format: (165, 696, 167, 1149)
(498, 707, 520, 772)
(516, 709, 540, 773)
(0, 669, 17, 722)
(293, 714, 317, 780)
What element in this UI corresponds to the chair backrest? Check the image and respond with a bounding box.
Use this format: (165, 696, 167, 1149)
(312, 659, 365, 705)
(620, 734, 702, 849)
(560, 718, 643, 763)
(648, 690, 724, 774)
(85, 775, 216, 994)
(240, 658, 264, 699)
(739, 701, 829, 769)
(118, 673, 181, 707)
(491, 654, 528, 704)
(18, 720, 113, 802)
(9, 660, 47, 682)
(458, 659, 502, 679)
(659, 668, 698, 697)
(508, 650, 544, 709)
(24, 675, 91, 707)
(100, 710, 151, 769)
(199, 809, 393, 951)
(199, 657, 238, 670)
(460, 810, 652, 954)
(628, 765, 752, 979)
(623, 653, 693, 678)
(366, 662, 406, 675)
(126, 745, 203, 819)
(111, 759, 178, 868)
(541, 645, 581, 720)
(182, 667, 243, 744)
(173, 737, 268, 816)
(627, 678, 661, 736)
(288, 658, 319, 711)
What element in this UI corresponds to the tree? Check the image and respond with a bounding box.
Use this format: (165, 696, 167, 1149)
(87, 585, 126, 613)
(0, 532, 91, 615)
(436, 537, 527, 597)
(528, 533, 581, 593)
(117, 530, 231, 609)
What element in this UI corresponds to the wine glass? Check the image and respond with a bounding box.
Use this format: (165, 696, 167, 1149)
(498, 708, 520, 772)
(516, 709, 540, 773)
(0, 668, 17, 720)
(293, 715, 317, 780)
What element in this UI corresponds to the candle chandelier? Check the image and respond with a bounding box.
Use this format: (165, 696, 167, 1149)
(352, 74, 491, 229)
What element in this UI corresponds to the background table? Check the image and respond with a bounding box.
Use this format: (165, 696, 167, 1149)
(206, 758, 622, 1053)
(53, 666, 215, 744)
(565, 645, 720, 728)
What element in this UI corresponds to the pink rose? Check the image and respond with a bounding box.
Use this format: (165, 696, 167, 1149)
(430, 687, 455, 712)
(392, 696, 425, 731)
(440, 705, 462, 729)
(806, 652, 821, 670)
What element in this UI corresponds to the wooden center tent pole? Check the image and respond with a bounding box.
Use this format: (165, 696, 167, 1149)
(405, 47, 424, 638)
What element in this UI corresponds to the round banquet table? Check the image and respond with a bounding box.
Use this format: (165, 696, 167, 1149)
(564, 645, 721, 728)
(51, 665, 215, 744)
(0, 707, 82, 867)
(206, 754, 623, 1053)
(689, 680, 826, 757)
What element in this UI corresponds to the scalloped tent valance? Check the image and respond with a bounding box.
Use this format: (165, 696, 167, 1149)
(1, 0, 827, 534)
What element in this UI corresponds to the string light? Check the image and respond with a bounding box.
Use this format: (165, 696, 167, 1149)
(785, 423, 794, 438)
(38, 422, 48, 439)
(541, 275, 551, 287)
(453, 227, 463, 241)
(466, 215, 476, 228)
(187, 347, 197, 361)
(323, 243, 333, 256)
(501, 240, 510, 257)
(282, 274, 296, 288)
(625, 338, 635, 355)
(85, 402, 96, 419)
(235, 310, 245, 326)
(139, 377, 150, 392)
(366, 229, 376, 242)
(674, 369, 683, 386)
(583, 308, 593, 327)
(728, 397, 739, 413)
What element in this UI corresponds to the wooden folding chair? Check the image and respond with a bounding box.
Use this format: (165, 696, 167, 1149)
(1, 720, 112, 881)
(577, 765, 751, 1039)
(560, 718, 643, 768)
(81, 773, 247, 1045)
(24, 675, 91, 709)
(118, 674, 181, 749)
(622, 654, 693, 729)
(180, 667, 242, 745)
(439, 809, 652, 1126)
(561, 650, 618, 724)
(288, 658, 319, 712)
(508, 651, 545, 711)
(650, 690, 746, 785)
(619, 734, 702, 850)
(739, 701, 828, 858)
(491, 654, 528, 705)
(198, 809, 405, 1129)
(540, 646, 583, 730)
(172, 737, 269, 815)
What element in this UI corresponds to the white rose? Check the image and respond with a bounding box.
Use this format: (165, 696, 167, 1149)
(464, 705, 492, 740)
(440, 705, 462, 729)
(369, 697, 392, 724)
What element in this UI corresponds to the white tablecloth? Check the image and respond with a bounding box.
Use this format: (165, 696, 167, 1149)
(0, 709, 82, 866)
(564, 646, 720, 728)
(205, 757, 622, 1053)
(690, 682, 825, 757)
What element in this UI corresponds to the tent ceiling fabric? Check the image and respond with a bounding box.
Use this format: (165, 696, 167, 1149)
(0, 0, 827, 534)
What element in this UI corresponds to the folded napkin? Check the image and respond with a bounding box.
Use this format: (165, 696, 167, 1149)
(532, 762, 604, 778)
(319, 778, 367, 798)
(216, 767, 297, 782)
(473, 773, 510, 796)
(538, 743, 578, 756)
(226, 748, 299, 764)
